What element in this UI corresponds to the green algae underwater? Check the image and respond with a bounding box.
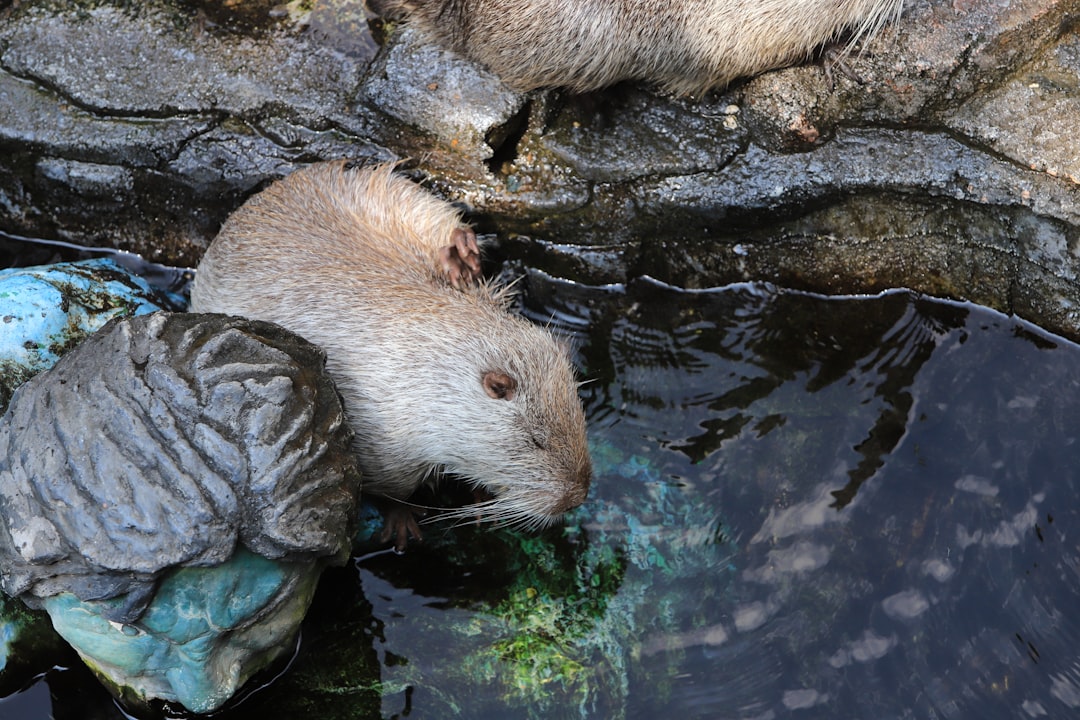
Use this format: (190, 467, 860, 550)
(3, 269, 1080, 719)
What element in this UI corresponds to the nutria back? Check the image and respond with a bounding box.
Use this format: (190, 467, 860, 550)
(380, 0, 905, 94)
(191, 161, 591, 529)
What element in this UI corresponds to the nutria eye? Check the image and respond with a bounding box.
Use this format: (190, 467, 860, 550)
(483, 370, 517, 400)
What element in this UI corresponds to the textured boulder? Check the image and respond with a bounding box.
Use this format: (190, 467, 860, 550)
(0, 311, 362, 711)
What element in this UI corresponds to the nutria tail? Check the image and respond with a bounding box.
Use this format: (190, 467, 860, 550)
(379, 0, 905, 94)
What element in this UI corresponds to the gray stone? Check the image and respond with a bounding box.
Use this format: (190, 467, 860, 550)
(0, 2, 370, 122)
(0, 0, 387, 264)
(356, 25, 528, 161)
(946, 31, 1080, 185)
(0, 0, 1079, 339)
(0, 312, 361, 621)
(0, 71, 212, 167)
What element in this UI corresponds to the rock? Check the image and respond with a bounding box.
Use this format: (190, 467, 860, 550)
(43, 548, 319, 714)
(945, 31, 1080, 185)
(1, 0, 1077, 330)
(355, 25, 528, 162)
(0, 258, 178, 413)
(0, 311, 362, 712)
(0, 0, 389, 265)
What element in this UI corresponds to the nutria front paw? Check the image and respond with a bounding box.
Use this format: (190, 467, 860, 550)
(380, 502, 425, 553)
(439, 227, 482, 288)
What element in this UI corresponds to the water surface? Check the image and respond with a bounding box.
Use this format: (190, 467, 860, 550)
(530, 277, 1079, 719)
(2, 275, 1078, 719)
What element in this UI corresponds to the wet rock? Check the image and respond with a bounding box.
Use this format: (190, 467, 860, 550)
(946, 31, 1080, 185)
(0, 0, 1078, 337)
(356, 25, 527, 162)
(43, 548, 320, 714)
(0, 258, 177, 413)
(1, 2, 371, 123)
(0, 69, 214, 166)
(0, 311, 362, 712)
(0, 0, 388, 264)
(737, 0, 1077, 146)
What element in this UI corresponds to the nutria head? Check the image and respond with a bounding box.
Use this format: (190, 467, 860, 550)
(436, 310, 592, 527)
(325, 280, 592, 529)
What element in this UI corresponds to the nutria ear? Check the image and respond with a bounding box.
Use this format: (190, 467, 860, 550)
(483, 371, 517, 400)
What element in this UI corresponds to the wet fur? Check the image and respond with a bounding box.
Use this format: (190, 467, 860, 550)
(379, 0, 905, 94)
(191, 161, 591, 528)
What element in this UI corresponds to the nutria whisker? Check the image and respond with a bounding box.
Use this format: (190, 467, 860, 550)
(433, 493, 563, 532)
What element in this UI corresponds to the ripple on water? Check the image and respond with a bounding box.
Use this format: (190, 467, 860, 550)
(520, 277, 1080, 719)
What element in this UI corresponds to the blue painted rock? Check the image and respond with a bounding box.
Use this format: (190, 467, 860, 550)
(0, 258, 173, 412)
(0, 311, 362, 713)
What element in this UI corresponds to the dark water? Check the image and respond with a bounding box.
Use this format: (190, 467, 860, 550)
(534, 276, 1080, 720)
(3, 271, 1079, 719)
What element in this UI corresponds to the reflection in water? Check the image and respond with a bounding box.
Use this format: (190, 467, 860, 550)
(521, 275, 1080, 720)
(4, 274, 1080, 719)
(566, 278, 971, 510)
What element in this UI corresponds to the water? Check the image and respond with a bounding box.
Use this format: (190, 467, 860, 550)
(530, 276, 1080, 719)
(2, 271, 1079, 719)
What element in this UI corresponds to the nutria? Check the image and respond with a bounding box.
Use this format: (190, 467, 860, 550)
(190, 161, 591, 546)
(377, 0, 906, 94)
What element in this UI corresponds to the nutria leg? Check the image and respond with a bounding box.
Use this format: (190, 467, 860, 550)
(439, 227, 482, 288)
(818, 43, 865, 88)
(380, 502, 425, 552)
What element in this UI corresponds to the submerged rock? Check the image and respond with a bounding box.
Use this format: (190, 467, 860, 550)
(0, 312, 362, 713)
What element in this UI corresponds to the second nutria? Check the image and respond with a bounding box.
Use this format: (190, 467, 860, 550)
(190, 161, 591, 545)
(377, 0, 906, 94)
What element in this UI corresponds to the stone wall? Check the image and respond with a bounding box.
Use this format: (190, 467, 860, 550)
(1, 0, 1077, 336)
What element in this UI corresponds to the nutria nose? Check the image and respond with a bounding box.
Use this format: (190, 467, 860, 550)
(555, 464, 591, 513)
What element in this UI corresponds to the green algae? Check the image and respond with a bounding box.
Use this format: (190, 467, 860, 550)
(348, 435, 739, 719)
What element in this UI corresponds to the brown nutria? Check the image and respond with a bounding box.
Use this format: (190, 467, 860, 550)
(376, 0, 905, 94)
(190, 161, 591, 546)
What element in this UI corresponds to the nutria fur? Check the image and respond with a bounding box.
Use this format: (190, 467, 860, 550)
(191, 161, 591, 539)
(378, 0, 905, 94)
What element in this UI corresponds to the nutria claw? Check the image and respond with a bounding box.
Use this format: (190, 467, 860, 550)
(380, 503, 425, 553)
(440, 227, 482, 288)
